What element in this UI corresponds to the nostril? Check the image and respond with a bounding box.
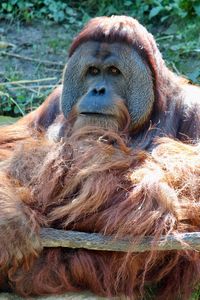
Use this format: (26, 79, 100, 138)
(99, 87, 105, 95)
(91, 87, 106, 96)
(92, 88, 98, 95)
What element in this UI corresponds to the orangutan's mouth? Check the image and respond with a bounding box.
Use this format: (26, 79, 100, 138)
(79, 112, 114, 118)
(73, 113, 118, 132)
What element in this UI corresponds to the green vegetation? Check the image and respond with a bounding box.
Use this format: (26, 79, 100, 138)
(0, 0, 200, 25)
(0, 0, 199, 117)
(192, 288, 200, 300)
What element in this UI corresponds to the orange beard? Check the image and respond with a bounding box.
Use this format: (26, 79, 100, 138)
(66, 99, 131, 134)
(4, 126, 200, 300)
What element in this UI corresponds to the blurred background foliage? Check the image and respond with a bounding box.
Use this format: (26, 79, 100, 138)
(1, 0, 200, 24)
(0, 0, 200, 117)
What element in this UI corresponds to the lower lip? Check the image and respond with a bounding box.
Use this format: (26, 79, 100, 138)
(79, 113, 113, 118)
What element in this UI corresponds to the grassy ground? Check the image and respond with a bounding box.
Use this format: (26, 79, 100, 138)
(0, 15, 199, 117)
(0, 19, 72, 116)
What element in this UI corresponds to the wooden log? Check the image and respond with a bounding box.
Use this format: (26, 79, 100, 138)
(40, 228, 200, 252)
(0, 292, 106, 299)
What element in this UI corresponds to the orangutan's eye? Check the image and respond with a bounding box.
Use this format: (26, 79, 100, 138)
(88, 66, 100, 76)
(108, 66, 121, 75)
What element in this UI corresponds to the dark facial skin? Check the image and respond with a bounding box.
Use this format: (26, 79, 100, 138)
(61, 41, 154, 133)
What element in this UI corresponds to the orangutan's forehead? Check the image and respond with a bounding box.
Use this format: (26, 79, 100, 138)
(72, 41, 132, 61)
(69, 40, 149, 75)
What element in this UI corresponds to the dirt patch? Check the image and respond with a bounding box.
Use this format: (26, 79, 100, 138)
(0, 19, 73, 78)
(0, 20, 76, 115)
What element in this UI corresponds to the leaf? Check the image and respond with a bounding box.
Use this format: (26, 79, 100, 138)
(66, 7, 76, 16)
(2, 3, 7, 10)
(5, 107, 13, 112)
(169, 44, 183, 51)
(188, 70, 200, 82)
(124, 1, 132, 6)
(10, 0, 18, 4)
(164, 24, 179, 35)
(7, 3, 13, 12)
(149, 6, 163, 19)
(161, 15, 169, 22)
(193, 4, 200, 16)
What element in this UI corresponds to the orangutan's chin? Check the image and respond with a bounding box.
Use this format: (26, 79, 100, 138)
(72, 114, 119, 132)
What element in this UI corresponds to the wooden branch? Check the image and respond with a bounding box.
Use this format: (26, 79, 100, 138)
(0, 77, 57, 86)
(10, 85, 59, 90)
(0, 51, 64, 67)
(40, 228, 200, 252)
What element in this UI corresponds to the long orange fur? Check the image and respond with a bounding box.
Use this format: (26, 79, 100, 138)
(0, 124, 199, 299)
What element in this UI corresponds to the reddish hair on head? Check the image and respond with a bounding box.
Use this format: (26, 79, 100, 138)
(68, 15, 173, 112)
(69, 16, 154, 57)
